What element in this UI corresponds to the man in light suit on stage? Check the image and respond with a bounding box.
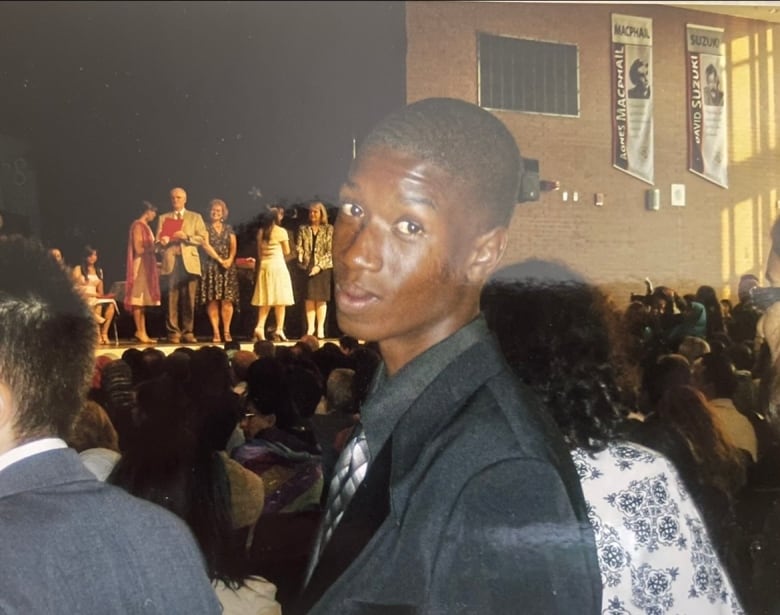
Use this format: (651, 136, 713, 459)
(156, 185, 207, 343)
(0, 235, 221, 614)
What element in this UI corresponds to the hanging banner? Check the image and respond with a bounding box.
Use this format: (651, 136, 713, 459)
(611, 13, 654, 184)
(686, 24, 728, 187)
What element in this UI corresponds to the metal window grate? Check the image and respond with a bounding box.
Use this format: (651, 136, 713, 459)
(478, 32, 579, 117)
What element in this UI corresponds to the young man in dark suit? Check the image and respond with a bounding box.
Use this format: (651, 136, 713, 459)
(296, 98, 601, 614)
(0, 236, 221, 614)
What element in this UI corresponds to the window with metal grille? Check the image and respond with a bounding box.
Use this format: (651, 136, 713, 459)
(478, 32, 579, 117)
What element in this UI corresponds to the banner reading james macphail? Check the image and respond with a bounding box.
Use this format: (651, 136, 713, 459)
(611, 13, 654, 184)
(686, 24, 727, 188)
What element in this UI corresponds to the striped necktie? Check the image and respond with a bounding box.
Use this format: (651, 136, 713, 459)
(304, 423, 370, 585)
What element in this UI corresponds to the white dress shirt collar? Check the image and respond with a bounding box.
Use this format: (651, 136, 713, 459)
(0, 437, 67, 474)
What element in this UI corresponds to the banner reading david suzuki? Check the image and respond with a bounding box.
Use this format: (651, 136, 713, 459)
(687, 24, 727, 187)
(612, 14, 654, 184)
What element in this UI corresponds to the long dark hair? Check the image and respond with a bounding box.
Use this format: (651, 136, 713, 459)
(257, 207, 278, 243)
(108, 374, 249, 586)
(481, 261, 638, 453)
(652, 382, 746, 496)
(642, 353, 747, 492)
(79, 244, 103, 283)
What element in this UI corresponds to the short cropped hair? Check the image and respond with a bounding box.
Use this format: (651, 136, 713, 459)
(0, 236, 96, 440)
(359, 97, 522, 228)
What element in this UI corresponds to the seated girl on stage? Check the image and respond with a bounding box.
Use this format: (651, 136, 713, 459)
(72, 244, 116, 345)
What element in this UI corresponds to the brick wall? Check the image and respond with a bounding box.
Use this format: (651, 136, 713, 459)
(406, 2, 780, 306)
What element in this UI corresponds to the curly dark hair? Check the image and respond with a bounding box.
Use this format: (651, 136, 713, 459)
(482, 260, 638, 452)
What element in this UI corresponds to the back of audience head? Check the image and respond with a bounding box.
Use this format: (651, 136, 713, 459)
(726, 341, 754, 372)
(133, 372, 192, 436)
(349, 345, 382, 410)
(253, 339, 276, 358)
(91, 354, 117, 391)
(0, 236, 96, 444)
(291, 339, 315, 359)
(326, 368, 357, 415)
(677, 335, 710, 365)
(339, 335, 360, 355)
(286, 361, 325, 420)
(707, 331, 731, 354)
(245, 356, 298, 433)
(298, 334, 320, 353)
(140, 347, 166, 383)
(311, 341, 352, 383)
(640, 353, 692, 412)
(121, 347, 145, 385)
(162, 350, 192, 382)
(693, 351, 738, 400)
(189, 345, 232, 397)
(738, 274, 759, 303)
(230, 350, 257, 384)
(481, 259, 636, 452)
(67, 400, 120, 453)
(99, 358, 136, 448)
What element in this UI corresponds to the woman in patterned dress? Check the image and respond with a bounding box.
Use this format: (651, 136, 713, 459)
(199, 199, 239, 343)
(251, 206, 294, 341)
(125, 200, 161, 343)
(482, 259, 746, 615)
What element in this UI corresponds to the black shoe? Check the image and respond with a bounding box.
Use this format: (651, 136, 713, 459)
(181, 333, 197, 343)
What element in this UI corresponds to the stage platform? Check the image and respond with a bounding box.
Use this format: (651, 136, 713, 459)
(93, 336, 339, 357)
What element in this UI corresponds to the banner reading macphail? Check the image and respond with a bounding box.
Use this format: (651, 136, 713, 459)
(611, 13, 654, 185)
(686, 24, 728, 188)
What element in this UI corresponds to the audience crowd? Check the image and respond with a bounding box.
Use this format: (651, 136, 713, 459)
(60, 262, 780, 614)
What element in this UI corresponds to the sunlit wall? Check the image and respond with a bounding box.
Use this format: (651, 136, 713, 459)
(406, 2, 780, 304)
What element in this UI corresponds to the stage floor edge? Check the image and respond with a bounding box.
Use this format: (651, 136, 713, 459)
(94, 337, 339, 357)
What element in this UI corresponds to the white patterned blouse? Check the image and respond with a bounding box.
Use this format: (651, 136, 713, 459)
(571, 441, 745, 615)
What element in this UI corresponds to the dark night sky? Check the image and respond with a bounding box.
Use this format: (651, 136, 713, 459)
(0, 0, 406, 280)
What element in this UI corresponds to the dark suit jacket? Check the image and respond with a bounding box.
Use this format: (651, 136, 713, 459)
(296, 321, 602, 615)
(0, 447, 221, 614)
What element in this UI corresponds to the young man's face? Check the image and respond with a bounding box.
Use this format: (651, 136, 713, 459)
(334, 147, 482, 373)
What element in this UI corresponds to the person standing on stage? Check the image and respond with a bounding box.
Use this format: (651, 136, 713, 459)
(156, 186, 207, 344)
(251, 205, 295, 342)
(296, 200, 334, 339)
(125, 200, 161, 344)
(199, 198, 239, 344)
